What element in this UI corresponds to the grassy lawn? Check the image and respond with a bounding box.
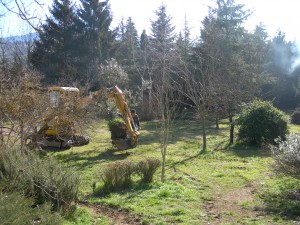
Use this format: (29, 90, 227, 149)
(49, 119, 300, 225)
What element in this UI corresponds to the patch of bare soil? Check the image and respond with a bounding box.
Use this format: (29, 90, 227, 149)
(204, 184, 267, 225)
(78, 201, 143, 225)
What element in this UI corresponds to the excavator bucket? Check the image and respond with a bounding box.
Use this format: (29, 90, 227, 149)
(112, 138, 131, 150)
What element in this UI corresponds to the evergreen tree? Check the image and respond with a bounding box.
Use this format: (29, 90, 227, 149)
(149, 4, 176, 84)
(264, 31, 300, 109)
(176, 15, 192, 61)
(200, 0, 255, 144)
(115, 17, 140, 89)
(77, 0, 116, 89)
(30, 0, 81, 83)
(77, 0, 115, 63)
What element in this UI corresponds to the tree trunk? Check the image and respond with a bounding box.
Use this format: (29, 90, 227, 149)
(215, 116, 219, 129)
(202, 114, 207, 151)
(161, 152, 166, 182)
(229, 116, 234, 145)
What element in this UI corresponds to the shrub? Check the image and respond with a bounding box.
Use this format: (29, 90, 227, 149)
(107, 117, 127, 139)
(236, 100, 289, 146)
(107, 117, 124, 130)
(291, 108, 300, 125)
(271, 134, 300, 180)
(0, 147, 80, 211)
(0, 192, 61, 225)
(136, 157, 161, 183)
(100, 160, 135, 191)
(98, 158, 161, 192)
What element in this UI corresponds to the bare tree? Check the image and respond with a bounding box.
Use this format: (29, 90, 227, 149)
(149, 4, 180, 182)
(0, 0, 45, 31)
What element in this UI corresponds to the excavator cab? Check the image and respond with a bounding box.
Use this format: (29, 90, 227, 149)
(48, 87, 79, 109)
(26, 87, 89, 149)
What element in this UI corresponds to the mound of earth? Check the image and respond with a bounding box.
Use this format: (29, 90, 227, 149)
(109, 122, 127, 139)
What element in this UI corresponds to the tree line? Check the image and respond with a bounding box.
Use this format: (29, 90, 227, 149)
(1, 0, 300, 120)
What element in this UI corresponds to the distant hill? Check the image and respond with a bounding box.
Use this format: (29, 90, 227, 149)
(3, 33, 38, 43)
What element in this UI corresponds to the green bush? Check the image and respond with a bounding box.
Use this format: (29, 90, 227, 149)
(0, 147, 80, 211)
(236, 100, 289, 146)
(100, 160, 135, 191)
(0, 192, 61, 225)
(291, 108, 300, 125)
(136, 157, 161, 183)
(271, 134, 300, 180)
(107, 117, 124, 130)
(99, 158, 161, 192)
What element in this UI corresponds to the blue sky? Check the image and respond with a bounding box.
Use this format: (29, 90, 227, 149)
(1, 0, 299, 42)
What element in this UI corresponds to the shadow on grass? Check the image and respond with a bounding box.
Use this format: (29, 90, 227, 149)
(139, 119, 229, 147)
(52, 148, 130, 168)
(92, 182, 155, 199)
(226, 144, 271, 158)
(261, 189, 300, 221)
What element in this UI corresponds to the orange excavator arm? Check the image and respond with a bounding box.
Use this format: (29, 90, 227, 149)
(107, 86, 139, 147)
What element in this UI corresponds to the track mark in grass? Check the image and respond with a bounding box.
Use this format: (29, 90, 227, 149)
(203, 185, 267, 225)
(78, 201, 142, 225)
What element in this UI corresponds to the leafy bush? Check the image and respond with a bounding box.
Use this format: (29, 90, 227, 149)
(0, 147, 80, 211)
(100, 160, 135, 191)
(291, 108, 300, 125)
(0, 192, 61, 225)
(271, 134, 300, 180)
(136, 157, 161, 183)
(236, 100, 289, 146)
(107, 117, 125, 130)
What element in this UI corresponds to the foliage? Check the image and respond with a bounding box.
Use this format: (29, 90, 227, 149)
(0, 70, 46, 149)
(98, 158, 161, 192)
(77, 0, 116, 89)
(30, 0, 82, 83)
(272, 134, 300, 180)
(99, 160, 135, 191)
(107, 117, 124, 130)
(0, 147, 80, 211)
(236, 100, 289, 146)
(136, 157, 161, 183)
(0, 192, 62, 225)
(291, 108, 300, 125)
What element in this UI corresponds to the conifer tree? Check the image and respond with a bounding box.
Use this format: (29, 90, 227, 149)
(77, 0, 115, 64)
(115, 17, 140, 89)
(30, 0, 81, 83)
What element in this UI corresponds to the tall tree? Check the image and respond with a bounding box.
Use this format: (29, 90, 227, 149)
(201, 0, 255, 144)
(30, 0, 81, 83)
(149, 4, 178, 182)
(115, 17, 140, 89)
(77, 0, 116, 89)
(77, 0, 114, 63)
(264, 31, 300, 109)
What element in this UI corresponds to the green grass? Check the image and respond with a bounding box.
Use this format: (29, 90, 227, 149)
(49, 119, 300, 224)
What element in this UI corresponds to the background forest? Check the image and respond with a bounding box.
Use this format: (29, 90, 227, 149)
(1, 0, 300, 224)
(1, 0, 300, 114)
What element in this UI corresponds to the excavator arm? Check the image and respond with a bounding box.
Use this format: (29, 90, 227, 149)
(107, 86, 139, 148)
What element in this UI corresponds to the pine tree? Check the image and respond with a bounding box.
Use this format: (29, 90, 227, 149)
(30, 0, 81, 83)
(115, 17, 140, 89)
(77, 0, 115, 64)
(200, 0, 254, 144)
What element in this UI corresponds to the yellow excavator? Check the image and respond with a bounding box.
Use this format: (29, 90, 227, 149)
(26, 85, 139, 150)
(107, 86, 139, 150)
(26, 86, 89, 149)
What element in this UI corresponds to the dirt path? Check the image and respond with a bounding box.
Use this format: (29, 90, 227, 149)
(203, 184, 267, 225)
(78, 201, 143, 225)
